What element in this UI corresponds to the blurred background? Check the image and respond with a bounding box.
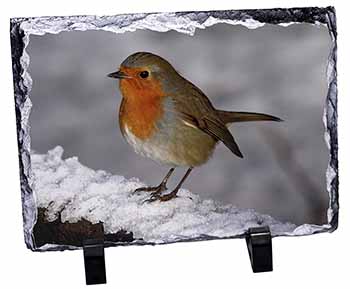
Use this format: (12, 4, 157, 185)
(27, 23, 331, 225)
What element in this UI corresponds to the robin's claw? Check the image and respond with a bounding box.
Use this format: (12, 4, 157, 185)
(141, 190, 164, 204)
(143, 190, 178, 203)
(142, 196, 158, 204)
(133, 186, 157, 194)
(132, 183, 167, 196)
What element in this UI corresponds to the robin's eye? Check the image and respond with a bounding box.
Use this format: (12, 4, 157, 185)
(139, 71, 149, 79)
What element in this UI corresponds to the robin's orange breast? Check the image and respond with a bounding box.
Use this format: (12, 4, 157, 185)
(118, 74, 165, 141)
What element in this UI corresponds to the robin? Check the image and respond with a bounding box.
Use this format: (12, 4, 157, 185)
(108, 52, 281, 202)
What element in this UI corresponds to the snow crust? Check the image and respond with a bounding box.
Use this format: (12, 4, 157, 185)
(32, 147, 305, 244)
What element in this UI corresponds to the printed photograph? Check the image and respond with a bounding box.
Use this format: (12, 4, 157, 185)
(11, 9, 337, 249)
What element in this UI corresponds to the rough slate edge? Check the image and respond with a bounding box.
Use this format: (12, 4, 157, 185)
(9, 6, 338, 252)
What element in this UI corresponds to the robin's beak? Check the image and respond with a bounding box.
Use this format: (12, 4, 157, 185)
(107, 70, 130, 79)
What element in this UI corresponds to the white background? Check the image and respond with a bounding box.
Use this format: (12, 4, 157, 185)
(0, 0, 348, 288)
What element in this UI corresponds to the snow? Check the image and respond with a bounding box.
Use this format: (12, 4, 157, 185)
(31, 146, 302, 245)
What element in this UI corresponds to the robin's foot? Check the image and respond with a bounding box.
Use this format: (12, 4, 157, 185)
(144, 189, 178, 203)
(132, 182, 167, 196)
(143, 167, 193, 203)
(132, 168, 175, 197)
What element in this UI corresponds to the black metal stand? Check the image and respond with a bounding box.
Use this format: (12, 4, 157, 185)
(245, 226, 273, 273)
(81, 227, 272, 284)
(83, 239, 107, 285)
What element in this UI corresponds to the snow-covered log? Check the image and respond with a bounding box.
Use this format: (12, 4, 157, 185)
(30, 146, 300, 249)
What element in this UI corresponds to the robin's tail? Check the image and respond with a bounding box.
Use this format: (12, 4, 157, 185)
(216, 110, 283, 124)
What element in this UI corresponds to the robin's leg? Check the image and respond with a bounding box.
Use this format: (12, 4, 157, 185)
(133, 168, 175, 196)
(146, 167, 193, 203)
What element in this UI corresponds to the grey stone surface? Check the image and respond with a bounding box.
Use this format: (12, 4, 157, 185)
(10, 7, 338, 251)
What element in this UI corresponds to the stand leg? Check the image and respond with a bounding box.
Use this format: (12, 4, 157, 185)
(83, 239, 107, 285)
(245, 226, 273, 273)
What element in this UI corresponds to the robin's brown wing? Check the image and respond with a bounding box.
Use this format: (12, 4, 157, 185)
(178, 110, 243, 158)
(170, 80, 244, 158)
(201, 116, 243, 158)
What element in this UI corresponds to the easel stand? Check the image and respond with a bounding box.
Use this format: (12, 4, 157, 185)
(245, 226, 273, 273)
(83, 239, 106, 285)
(82, 226, 273, 284)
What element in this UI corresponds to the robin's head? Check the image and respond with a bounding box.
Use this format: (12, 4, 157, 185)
(108, 52, 182, 100)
